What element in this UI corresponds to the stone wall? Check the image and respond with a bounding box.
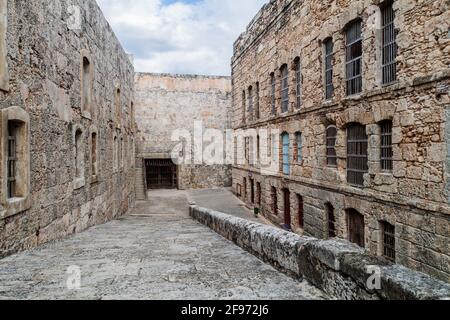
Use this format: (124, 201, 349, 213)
(190, 205, 450, 300)
(0, 0, 135, 257)
(134, 73, 232, 198)
(231, 0, 450, 282)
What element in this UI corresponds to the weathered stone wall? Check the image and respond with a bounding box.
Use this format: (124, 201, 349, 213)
(134, 73, 232, 198)
(0, 0, 135, 257)
(190, 205, 450, 300)
(231, 0, 450, 281)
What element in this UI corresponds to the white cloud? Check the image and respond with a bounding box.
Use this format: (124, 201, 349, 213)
(96, 0, 267, 75)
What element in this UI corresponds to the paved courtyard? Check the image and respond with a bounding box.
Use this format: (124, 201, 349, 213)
(0, 190, 326, 300)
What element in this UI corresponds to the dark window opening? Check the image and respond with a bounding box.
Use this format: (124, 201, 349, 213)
(145, 159, 177, 189)
(7, 121, 19, 199)
(242, 90, 246, 124)
(270, 73, 276, 115)
(295, 58, 302, 108)
(326, 203, 336, 238)
(283, 188, 291, 230)
(381, 1, 397, 84)
(345, 20, 363, 95)
(380, 120, 393, 171)
(271, 186, 278, 216)
(324, 38, 334, 100)
(255, 82, 260, 119)
(256, 182, 261, 207)
(280, 65, 289, 113)
(347, 123, 368, 186)
(347, 209, 365, 248)
(381, 221, 396, 261)
(248, 86, 253, 122)
(297, 194, 304, 228)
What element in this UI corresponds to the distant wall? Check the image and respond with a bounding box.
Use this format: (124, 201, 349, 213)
(134, 73, 232, 198)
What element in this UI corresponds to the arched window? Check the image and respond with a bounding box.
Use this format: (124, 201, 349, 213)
(271, 186, 278, 216)
(270, 73, 276, 115)
(326, 125, 337, 167)
(326, 203, 336, 238)
(380, 120, 393, 171)
(347, 209, 365, 248)
(294, 58, 301, 108)
(294, 132, 302, 163)
(345, 20, 363, 96)
(280, 65, 289, 113)
(297, 194, 304, 228)
(281, 132, 290, 175)
(81, 56, 91, 115)
(347, 123, 368, 186)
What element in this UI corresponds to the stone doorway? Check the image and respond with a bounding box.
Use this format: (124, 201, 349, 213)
(145, 159, 178, 189)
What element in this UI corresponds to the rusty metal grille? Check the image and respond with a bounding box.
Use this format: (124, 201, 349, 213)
(297, 194, 304, 228)
(382, 1, 397, 84)
(7, 122, 18, 199)
(295, 59, 302, 108)
(271, 187, 278, 216)
(345, 20, 363, 96)
(247, 86, 253, 122)
(326, 125, 337, 167)
(347, 124, 368, 186)
(347, 209, 365, 248)
(382, 221, 396, 261)
(145, 159, 177, 189)
(380, 120, 393, 171)
(255, 82, 260, 119)
(326, 203, 336, 238)
(324, 38, 334, 100)
(280, 65, 289, 113)
(271, 73, 276, 115)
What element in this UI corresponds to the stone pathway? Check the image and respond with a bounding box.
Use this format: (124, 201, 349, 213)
(0, 190, 326, 300)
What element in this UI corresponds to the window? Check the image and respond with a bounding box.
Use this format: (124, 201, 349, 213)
(294, 58, 302, 108)
(326, 125, 337, 167)
(244, 137, 250, 164)
(242, 90, 246, 124)
(297, 194, 304, 228)
(381, 221, 396, 261)
(324, 38, 334, 99)
(270, 73, 276, 115)
(326, 203, 336, 238)
(347, 209, 365, 248)
(115, 88, 121, 124)
(281, 132, 290, 175)
(272, 134, 278, 162)
(381, 1, 397, 84)
(345, 20, 363, 96)
(255, 82, 260, 119)
(380, 120, 393, 171)
(75, 129, 84, 181)
(248, 86, 253, 122)
(243, 178, 247, 200)
(120, 136, 124, 169)
(256, 182, 261, 207)
(271, 186, 278, 215)
(113, 135, 118, 171)
(280, 65, 289, 113)
(295, 132, 302, 162)
(0, 0, 9, 92)
(256, 135, 260, 163)
(347, 123, 368, 186)
(7, 121, 18, 199)
(91, 131, 98, 178)
(81, 55, 92, 116)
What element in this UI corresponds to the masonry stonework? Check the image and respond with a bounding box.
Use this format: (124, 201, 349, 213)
(0, 0, 136, 257)
(232, 0, 450, 282)
(134, 73, 232, 199)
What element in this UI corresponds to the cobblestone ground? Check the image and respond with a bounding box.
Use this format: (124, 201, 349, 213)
(0, 190, 326, 300)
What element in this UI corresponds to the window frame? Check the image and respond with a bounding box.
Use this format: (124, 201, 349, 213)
(324, 38, 334, 100)
(380, 120, 393, 171)
(345, 20, 363, 96)
(280, 65, 289, 113)
(381, 0, 397, 85)
(346, 123, 368, 187)
(270, 73, 276, 115)
(381, 221, 396, 261)
(271, 186, 278, 216)
(80, 50, 93, 119)
(294, 58, 302, 108)
(281, 132, 290, 175)
(326, 125, 338, 167)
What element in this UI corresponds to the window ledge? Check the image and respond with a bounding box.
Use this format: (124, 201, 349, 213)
(0, 196, 31, 220)
(73, 177, 86, 190)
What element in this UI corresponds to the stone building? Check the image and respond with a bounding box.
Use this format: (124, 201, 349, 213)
(0, 0, 136, 257)
(134, 73, 232, 199)
(231, 0, 450, 282)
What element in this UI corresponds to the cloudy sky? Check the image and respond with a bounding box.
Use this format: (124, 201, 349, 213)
(96, 0, 267, 76)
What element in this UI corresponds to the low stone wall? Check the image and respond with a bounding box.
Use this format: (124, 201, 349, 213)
(189, 206, 450, 300)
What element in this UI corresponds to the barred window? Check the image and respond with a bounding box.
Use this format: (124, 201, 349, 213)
(270, 73, 276, 115)
(326, 203, 336, 238)
(242, 90, 246, 123)
(7, 121, 18, 199)
(380, 120, 393, 171)
(295, 132, 303, 162)
(271, 186, 278, 215)
(324, 38, 334, 100)
(297, 194, 304, 228)
(326, 125, 337, 167)
(280, 65, 289, 113)
(248, 86, 253, 122)
(281, 132, 290, 175)
(381, 1, 397, 84)
(381, 221, 396, 261)
(345, 20, 363, 96)
(347, 123, 368, 186)
(295, 58, 302, 108)
(255, 82, 260, 119)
